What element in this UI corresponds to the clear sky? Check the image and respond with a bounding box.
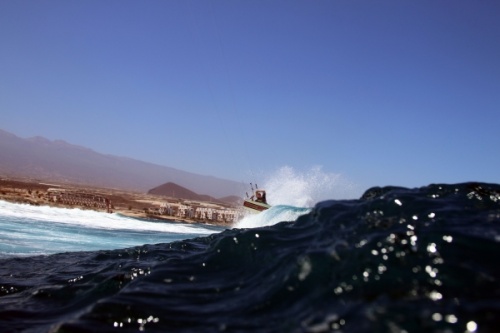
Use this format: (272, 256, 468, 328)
(1, 1, 499, 198)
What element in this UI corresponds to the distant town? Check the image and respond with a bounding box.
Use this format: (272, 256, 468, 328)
(0, 178, 245, 226)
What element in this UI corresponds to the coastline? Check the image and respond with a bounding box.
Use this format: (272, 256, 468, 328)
(0, 177, 242, 227)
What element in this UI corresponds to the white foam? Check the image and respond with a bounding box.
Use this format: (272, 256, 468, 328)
(235, 165, 358, 228)
(234, 205, 310, 228)
(0, 200, 214, 234)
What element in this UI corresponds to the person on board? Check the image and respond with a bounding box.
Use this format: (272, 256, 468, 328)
(255, 190, 267, 204)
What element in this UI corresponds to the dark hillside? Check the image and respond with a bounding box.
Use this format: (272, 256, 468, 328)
(148, 182, 216, 202)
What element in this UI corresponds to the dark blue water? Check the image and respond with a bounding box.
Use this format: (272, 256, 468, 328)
(1, 182, 499, 332)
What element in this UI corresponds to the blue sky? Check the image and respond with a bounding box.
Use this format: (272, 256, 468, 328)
(1, 1, 499, 197)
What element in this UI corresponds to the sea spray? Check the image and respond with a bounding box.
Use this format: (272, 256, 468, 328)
(259, 166, 360, 207)
(235, 166, 357, 228)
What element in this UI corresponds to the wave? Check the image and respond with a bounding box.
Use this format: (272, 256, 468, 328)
(234, 205, 311, 228)
(0, 200, 222, 257)
(0, 200, 216, 234)
(0, 183, 499, 332)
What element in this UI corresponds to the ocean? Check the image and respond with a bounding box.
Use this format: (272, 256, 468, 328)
(0, 182, 499, 332)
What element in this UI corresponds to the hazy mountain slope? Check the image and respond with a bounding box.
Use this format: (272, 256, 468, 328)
(0, 129, 246, 198)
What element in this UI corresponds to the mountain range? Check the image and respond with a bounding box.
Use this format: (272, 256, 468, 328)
(0, 129, 246, 198)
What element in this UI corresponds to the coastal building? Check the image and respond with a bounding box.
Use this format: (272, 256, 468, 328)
(47, 189, 111, 212)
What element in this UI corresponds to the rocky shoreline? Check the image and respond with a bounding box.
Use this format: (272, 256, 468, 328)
(0, 177, 243, 226)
